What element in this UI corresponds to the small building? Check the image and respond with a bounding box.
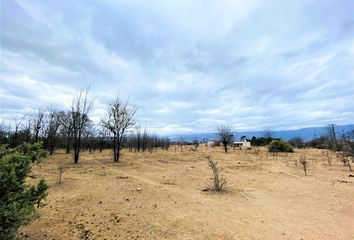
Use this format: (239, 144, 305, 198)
(233, 140, 251, 149)
(207, 140, 221, 147)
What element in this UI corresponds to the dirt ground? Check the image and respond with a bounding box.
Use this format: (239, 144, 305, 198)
(19, 146, 354, 240)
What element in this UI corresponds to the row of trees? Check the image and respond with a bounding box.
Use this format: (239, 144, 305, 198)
(0, 89, 171, 163)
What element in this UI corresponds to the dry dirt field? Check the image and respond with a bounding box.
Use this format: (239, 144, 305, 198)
(20, 146, 354, 240)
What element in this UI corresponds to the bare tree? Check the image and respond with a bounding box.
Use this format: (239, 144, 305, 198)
(217, 124, 233, 153)
(135, 124, 142, 152)
(102, 96, 136, 162)
(0, 121, 10, 143)
(193, 138, 199, 150)
(263, 127, 275, 139)
(57, 164, 65, 184)
(97, 125, 108, 153)
(340, 143, 352, 171)
(205, 155, 226, 191)
(82, 120, 96, 154)
(141, 124, 148, 152)
(327, 123, 337, 151)
(23, 119, 32, 143)
(11, 113, 28, 147)
(58, 111, 73, 154)
(178, 137, 185, 152)
(43, 108, 61, 155)
(32, 110, 44, 143)
(299, 156, 308, 175)
(323, 151, 332, 166)
(71, 87, 94, 164)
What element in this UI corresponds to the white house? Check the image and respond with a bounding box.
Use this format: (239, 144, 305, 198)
(233, 140, 251, 149)
(207, 140, 221, 147)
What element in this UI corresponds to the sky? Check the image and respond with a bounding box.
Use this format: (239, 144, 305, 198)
(0, 0, 353, 135)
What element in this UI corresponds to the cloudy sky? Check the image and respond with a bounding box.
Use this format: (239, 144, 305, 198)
(1, 0, 353, 134)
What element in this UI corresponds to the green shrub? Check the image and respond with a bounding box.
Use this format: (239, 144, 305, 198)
(0, 143, 48, 239)
(16, 142, 48, 164)
(268, 140, 294, 153)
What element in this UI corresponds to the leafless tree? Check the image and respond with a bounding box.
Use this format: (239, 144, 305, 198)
(217, 124, 233, 153)
(193, 138, 199, 150)
(327, 123, 337, 151)
(22, 119, 32, 143)
(97, 125, 108, 153)
(340, 143, 352, 171)
(102, 96, 136, 162)
(178, 137, 185, 152)
(11, 113, 28, 147)
(58, 111, 73, 154)
(82, 120, 96, 154)
(32, 110, 44, 143)
(135, 124, 142, 152)
(299, 156, 308, 175)
(43, 108, 61, 155)
(324, 151, 332, 166)
(205, 155, 226, 191)
(141, 124, 148, 152)
(263, 127, 275, 139)
(71, 86, 94, 163)
(57, 164, 65, 184)
(0, 121, 10, 143)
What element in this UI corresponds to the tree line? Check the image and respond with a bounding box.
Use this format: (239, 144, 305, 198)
(0, 88, 170, 163)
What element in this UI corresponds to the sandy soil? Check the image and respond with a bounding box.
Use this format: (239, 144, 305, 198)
(19, 146, 354, 240)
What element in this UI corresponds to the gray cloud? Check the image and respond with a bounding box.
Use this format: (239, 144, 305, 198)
(1, 0, 353, 134)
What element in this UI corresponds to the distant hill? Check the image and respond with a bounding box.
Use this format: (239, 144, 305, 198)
(169, 124, 354, 142)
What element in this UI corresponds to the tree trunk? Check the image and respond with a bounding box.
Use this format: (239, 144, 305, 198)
(137, 136, 140, 152)
(66, 135, 71, 154)
(223, 140, 228, 153)
(12, 129, 18, 148)
(34, 130, 39, 143)
(116, 147, 121, 162)
(99, 139, 103, 153)
(113, 135, 118, 162)
(74, 131, 81, 164)
(49, 143, 55, 155)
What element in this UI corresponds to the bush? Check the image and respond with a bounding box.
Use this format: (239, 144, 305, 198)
(205, 155, 226, 192)
(16, 142, 48, 164)
(268, 140, 294, 153)
(0, 144, 48, 239)
(288, 137, 304, 148)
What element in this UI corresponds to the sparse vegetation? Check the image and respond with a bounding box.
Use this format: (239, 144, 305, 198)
(339, 144, 352, 171)
(193, 139, 199, 150)
(299, 155, 308, 175)
(323, 150, 332, 166)
(1, 145, 352, 239)
(205, 155, 226, 191)
(57, 164, 65, 184)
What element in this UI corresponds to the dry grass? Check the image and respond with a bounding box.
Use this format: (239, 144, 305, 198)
(19, 146, 354, 240)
